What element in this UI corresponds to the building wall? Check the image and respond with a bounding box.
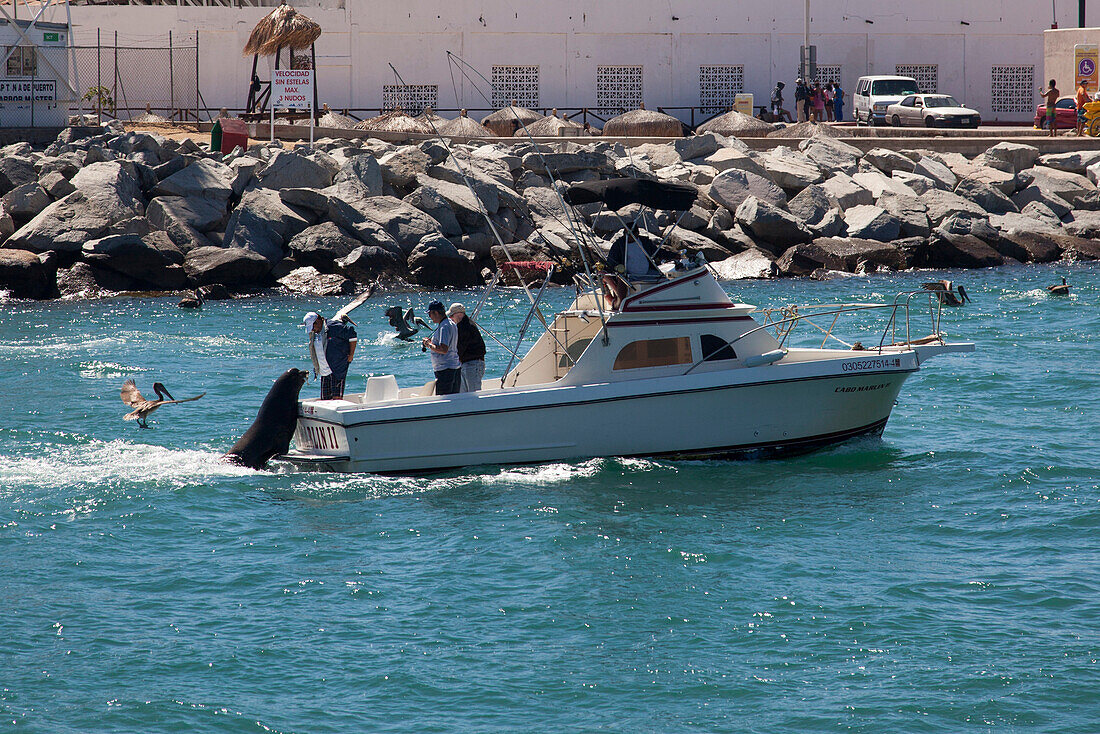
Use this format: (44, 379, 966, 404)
(0, 21, 73, 127)
(53, 0, 1080, 123)
(1044, 27, 1100, 98)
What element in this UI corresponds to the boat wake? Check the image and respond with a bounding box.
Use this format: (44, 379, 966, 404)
(79, 360, 151, 379)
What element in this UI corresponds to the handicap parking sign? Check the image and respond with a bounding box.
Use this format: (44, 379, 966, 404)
(1081, 58, 1096, 78)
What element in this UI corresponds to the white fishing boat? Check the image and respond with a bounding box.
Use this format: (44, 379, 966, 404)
(279, 177, 973, 474)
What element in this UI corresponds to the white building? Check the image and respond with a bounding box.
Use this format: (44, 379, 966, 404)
(1, 16, 74, 127)
(53, 0, 1090, 123)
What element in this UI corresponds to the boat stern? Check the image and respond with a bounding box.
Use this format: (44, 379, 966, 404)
(277, 399, 353, 471)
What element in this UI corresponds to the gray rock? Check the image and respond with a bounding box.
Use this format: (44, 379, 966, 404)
(1019, 201, 1062, 223)
(666, 226, 731, 262)
(877, 192, 931, 238)
(39, 171, 76, 200)
(954, 177, 1018, 214)
(1011, 185, 1073, 219)
(0, 249, 54, 299)
(842, 205, 901, 242)
(812, 208, 845, 238)
(892, 170, 937, 195)
(228, 155, 263, 196)
(799, 137, 861, 175)
(415, 174, 494, 228)
(863, 148, 914, 176)
(814, 237, 906, 272)
(787, 184, 831, 225)
(989, 211, 1064, 238)
(1, 183, 51, 220)
(278, 266, 353, 297)
(633, 143, 682, 170)
(708, 169, 787, 211)
(702, 148, 769, 178)
(82, 232, 187, 289)
(1018, 166, 1095, 206)
(36, 153, 82, 179)
(1063, 210, 1100, 238)
(852, 170, 917, 199)
(0, 157, 37, 195)
(674, 133, 721, 162)
(407, 233, 481, 287)
(521, 150, 613, 175)
(921, 188, 986, 225)
(278, 187, 331, 217)
(734, 196, 812, 248)
(928, 232, 1005, 268)
(821, 173, 873, 211)
(286, 222, 360, 269)
(403, 186, 462, 237)
(981, 142, 1039, 173)
(154, 158, 233, 202)
(759, 146, 823, 191)
(146, 195, 226, 233)
(993, 230, 1068, 263)
(712, 248, 777, 280)
(258, 150, 334, 191)
(151, 155, 190, 183)
(223, 188, 310, 262)
(937, 212, 1001, 245)
(0, 207, 13, 243)
(1036, 150, 1100, 176)
(331, 154, 384, 199)
(379, 146, 431, 188)
(336, 243, 406, 281)
(913, 157, 957, 190)
(184, 246, 272, 288)
(338, 195, 446, 255)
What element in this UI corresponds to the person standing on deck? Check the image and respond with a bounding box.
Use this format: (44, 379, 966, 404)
(304, 311, 357, 400)
(448, 303, 486, 393)
(422, 300, 461, 395)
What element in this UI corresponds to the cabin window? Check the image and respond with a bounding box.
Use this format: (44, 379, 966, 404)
(6, 46, 36, 77)
(613, 337, 692, 370)
(700, 334, 737, 362)
(559, 337, 592, 369)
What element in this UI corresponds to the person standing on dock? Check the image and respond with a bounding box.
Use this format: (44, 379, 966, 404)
(1041, 79, 1060, 137)
(833, 81, 845, 122)
(448, 303, 486, 393)
(304, 311, 357, 400)
(422, 301, 461, 396)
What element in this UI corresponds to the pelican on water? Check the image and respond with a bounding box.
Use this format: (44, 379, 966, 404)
(178, 290, 205, 309)
(1047, 277, 1070, 295)
(120, 380, 205, 428)
(922, 280, 971, 306)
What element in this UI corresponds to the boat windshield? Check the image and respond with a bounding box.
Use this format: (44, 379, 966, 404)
(924, 96, 962, 108)
(871, 79, 921, 96)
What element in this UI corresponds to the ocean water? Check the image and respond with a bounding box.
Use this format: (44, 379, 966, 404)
(2, 263, 1098, 733)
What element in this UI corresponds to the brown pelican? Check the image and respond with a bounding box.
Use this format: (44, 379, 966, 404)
(1047, 277, 1070, 295)
(120, 380, 205, 428)
(178, 290, 205, 309)
(922, 280, 971, 306)
(385, 306, 430, 341)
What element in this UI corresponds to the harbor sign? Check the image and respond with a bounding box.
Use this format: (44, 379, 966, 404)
(1075, 44, 1098, 87)
(270, 68, 314, 144)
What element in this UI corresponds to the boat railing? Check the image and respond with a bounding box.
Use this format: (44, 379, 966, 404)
(684, 291, 948, 374)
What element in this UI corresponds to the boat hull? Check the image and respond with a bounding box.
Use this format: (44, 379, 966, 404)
(281, 362, 915, 474)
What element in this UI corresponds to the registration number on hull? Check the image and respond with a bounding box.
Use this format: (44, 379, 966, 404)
(840, 357, 903, 372)
(296, 422, 343, 451)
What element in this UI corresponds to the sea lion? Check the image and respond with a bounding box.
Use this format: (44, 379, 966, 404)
(223, 368, 308, 470)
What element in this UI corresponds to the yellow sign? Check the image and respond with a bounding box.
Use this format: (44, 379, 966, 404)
(734, 93, 754, 116)
(1075, 44, 1098, 87)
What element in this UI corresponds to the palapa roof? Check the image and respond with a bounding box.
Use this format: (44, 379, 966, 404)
(521, 109, 584, 136)
(481, 101, 542, 136)
(354, 110, 432, 133)
(697, 109, 775, 136)
(243, 4, 322, 57)
(768, 121, 841, 139)
(439, 111, 493, 138)
(416, 106, 448, 130)
(602, 107, 685, 137)
(318, 110, 358, 129)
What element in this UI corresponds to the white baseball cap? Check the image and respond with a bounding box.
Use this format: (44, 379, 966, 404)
(303, 312, 320, 330)
(446, 303, 466, 316)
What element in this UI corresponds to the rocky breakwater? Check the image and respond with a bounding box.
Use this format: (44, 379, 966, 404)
(2, 124, 1099, 300)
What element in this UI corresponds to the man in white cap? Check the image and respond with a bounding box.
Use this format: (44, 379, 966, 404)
(304, 311, 357, 399)
(448, 302, 486, 392)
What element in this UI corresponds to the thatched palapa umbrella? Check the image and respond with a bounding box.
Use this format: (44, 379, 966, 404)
(697, 109, 775, 137)
(318, 104, 357, 129)
(520, 108, 584, 137)
(481, 100, 541, 137)
(416, 106, 448, 130)
(243, 3, 322, 117)
(354, 109, 432, 134)
(440, 109, 493, 138)
(602, 104, 685, 137)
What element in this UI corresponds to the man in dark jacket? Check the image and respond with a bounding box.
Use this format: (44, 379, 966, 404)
(304, 311, 357, 399)
(448, 302, 486, 392)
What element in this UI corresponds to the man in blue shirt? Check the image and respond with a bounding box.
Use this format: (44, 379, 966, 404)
(304, 311, 357, 399)
(421, 300, 461, 395)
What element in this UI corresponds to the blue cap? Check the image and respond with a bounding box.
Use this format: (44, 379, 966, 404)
(428, 300, 445, 314)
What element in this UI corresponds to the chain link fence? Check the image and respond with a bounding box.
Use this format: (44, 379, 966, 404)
(71, 38, 199, 121)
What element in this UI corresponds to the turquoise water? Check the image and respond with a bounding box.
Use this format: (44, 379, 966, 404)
(2, 264, 1098, 733)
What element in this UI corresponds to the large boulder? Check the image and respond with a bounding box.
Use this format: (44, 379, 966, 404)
(1035, 150, 1100, 176)
(921, 189, 986, 225)
(707, 169, 787, 210)
(223, 188, 310, 262)
(799, 137, 862, 175)
(403, 185, 462, 236)
(758, 146, 823, 191)
(258, 150, 335, 191)
(379, 146, 431, 187)
(330, 154, 384, 198)
(1062, 210, 1100, 238)
(277, 266, 353, 296)
(954, 177, 1018, 214)
(147, 195, 226, 236)
(335, 195, 446, 255)
(1011, 185, 1072, 219)
(979, 142, 1039, 173)
(406, 234, 481, 287)
(712, 247, 777, 280)
(993, 230, 1066, 263)
(81, 232, 187, 289)
(892, 170, 937, 195)
(702, 148, 769, 178)
(39, 171, 76, 200)
(877, 192, 931, 238)
(0, 157, 37, 196)
(0, 249, 54, 299)
(153, 158, 233, 202)
(864, 148, 914, 176)
(414, 174, 494, 228)
(184, 246, 272, 288)
(735, 196, 812, 248)
(521, 150, 613, 175)
(842, 205, 901, 242)
(1, 183, 51, 221)
(336, 243, 407, 281)
(787, 184, 831, 226)
(913, 156, 957, 190)
(1018, 166, 1094, 205)
(821, 172, 873, 211)
(928, 232, 1005, 268)
(286, 222, 360, 270)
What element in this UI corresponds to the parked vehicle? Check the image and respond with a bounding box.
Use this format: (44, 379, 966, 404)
(853, 75, 921, 125)
(1033, 96, 1078, 129)
(886, 94, 981, 128)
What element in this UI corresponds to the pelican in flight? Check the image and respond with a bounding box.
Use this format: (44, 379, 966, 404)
(922, 280, 971, 306)
(385, 306, 430, 341)
(120, 379, 205, 428)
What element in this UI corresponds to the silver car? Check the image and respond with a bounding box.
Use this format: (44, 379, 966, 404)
(886, 94, 982, 128)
